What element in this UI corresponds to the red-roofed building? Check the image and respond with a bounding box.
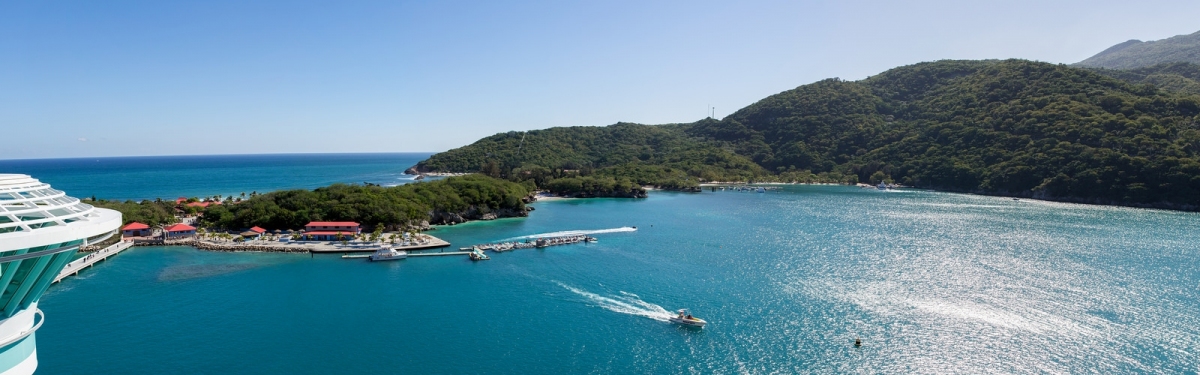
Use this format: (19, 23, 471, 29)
(164, 223, 197, 239)
(122, 222, 151, 237)
(301, 221, 360, 241)
(176, 197, 188, 204)
(249, 226, 266, 234)
(186, 201, 221, 208)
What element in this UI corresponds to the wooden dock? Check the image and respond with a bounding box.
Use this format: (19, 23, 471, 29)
(407, 251, 470, 257)
(54, 241, 134, 283)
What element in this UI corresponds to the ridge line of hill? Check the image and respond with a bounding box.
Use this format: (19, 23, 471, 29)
(414, 59, 1200, 211)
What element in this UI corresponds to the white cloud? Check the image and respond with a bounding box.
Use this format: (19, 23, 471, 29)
(78, 138, 87, 142)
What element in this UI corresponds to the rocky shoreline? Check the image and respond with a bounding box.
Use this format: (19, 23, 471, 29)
(120, 239, 311, 253)
(191, 240, 311, 253)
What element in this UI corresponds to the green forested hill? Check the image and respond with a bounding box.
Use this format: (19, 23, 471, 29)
(1091, 62, 1200, 95)
(416, 59, 1200, 210)
(411, 122, 769, 188)
(1076, 30, 1200, 69)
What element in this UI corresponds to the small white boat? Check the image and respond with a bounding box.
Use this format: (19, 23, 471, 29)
(668, 309, 706, 328)
(469, 249, 490, 261)
(369, 247, 407, 261)
(584, 237, 598, 243)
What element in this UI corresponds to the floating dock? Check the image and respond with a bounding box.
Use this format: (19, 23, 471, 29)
(54, 241, 134, 283)
(309, 235, 451, 253)
(470, 235, 595, 253)
(346, 233, 610, 261)
(407, 251, 471, 257)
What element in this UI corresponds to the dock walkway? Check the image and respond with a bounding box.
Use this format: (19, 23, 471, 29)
(308, 236, 451, 253)
(54, 241, 134, 283)
(407, 251, 470, 257)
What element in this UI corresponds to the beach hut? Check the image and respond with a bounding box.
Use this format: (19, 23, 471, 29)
(163, 223, 197, 239)
(121, 222, 151, 237)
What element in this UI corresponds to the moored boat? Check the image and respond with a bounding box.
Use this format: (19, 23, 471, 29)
(369, 247, 408, 261)
(469, 248, 490, 261)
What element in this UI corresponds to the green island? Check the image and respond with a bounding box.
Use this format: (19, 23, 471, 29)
(91, 58, 1200, 234)
(198, 174, 533, 230)
(415, 59, 1200, 211)
(88, 174, 534, 237)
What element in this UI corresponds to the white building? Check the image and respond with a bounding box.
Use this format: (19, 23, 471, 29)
(0, 174, 121, 375)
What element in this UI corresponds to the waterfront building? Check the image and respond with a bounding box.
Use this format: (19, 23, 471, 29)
(185, 201, 218, 209)
(300, 222, 360, 241)
(121, 222, 151, 238)
(0, 174, 122, 374)
(240, 227, 266, 241)
(163, 223, 196, 239)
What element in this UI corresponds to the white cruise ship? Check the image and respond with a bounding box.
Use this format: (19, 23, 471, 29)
(0, 174, 122, 375)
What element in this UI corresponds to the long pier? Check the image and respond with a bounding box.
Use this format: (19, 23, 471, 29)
(54, 241, 134, 283)
(308, 236, 452, 253)
(407, 251, 471, 257)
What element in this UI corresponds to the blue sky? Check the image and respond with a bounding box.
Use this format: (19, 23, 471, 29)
(3, 0, 1199, 159)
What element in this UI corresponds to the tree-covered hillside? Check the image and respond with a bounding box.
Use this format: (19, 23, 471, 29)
(416, 59, 1200, 210)
(200, 174, 533, 230)
(411, 122, 770, 188)
(1076, 30, 1200, 69)
(1091, 62, 1200, 95)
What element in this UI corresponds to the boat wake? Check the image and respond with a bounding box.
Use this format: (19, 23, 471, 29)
(554, 281, 673, 322)
(500, 227, 637, 241)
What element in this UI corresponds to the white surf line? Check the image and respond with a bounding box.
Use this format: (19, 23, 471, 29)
(499, 227, 637, 241)
(554, 281, 673, 322)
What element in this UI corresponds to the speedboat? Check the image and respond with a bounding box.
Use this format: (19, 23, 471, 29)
(369, 247, 407, 261)
(668, 309, 706, 328)
(584, 237, 598, 243)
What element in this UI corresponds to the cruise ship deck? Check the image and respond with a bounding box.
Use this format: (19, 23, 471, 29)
(0, 174, 121, 375)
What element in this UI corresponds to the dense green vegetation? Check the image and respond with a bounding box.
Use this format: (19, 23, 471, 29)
(1092, 62, 1200, 95)
(199, 174, 531, 230)
(1076, 30, 1200, 70)
(418, 59, 1200, 210)
(411, 123, 771, 190)
(88, 199, 178, 226)
(699, 59, 1200, 208)
(541, 176, 647, 198)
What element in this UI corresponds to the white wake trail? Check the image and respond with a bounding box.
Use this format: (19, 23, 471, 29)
(499, 227, 637, 241)
(554, 281, 673, 322)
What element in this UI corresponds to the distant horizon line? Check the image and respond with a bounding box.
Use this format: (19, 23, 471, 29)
(0, 151, 440, 163)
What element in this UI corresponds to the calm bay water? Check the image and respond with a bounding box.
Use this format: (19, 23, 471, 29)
(6, 154, 1198, 373)
(0, 153, 430, 201)
(33, 175, 1200, 373)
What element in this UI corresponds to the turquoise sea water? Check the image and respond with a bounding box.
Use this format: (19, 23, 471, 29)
(0, 153, 430, 201)
(35, 183, 1200, 373)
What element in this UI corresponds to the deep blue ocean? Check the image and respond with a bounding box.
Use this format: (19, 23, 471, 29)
(0, 153, 430, 201)
(12, 154, 1200, 373)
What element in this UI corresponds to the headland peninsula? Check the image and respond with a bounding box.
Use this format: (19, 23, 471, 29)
(412, 59, 1200, 212)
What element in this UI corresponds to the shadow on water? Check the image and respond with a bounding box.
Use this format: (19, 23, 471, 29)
(157, 263, 263, 282)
